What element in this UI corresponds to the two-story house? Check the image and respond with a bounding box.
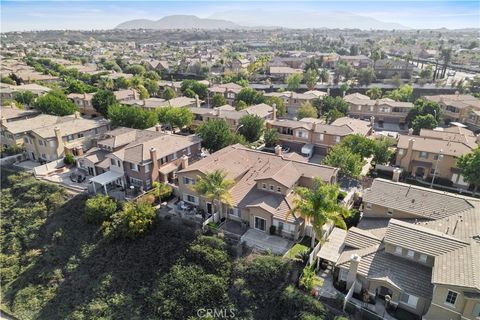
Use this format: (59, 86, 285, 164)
(67, 93, 96, 117)
(395, 128, 477, 186)
(177, 144, 339, 240)
(267, 116, 373, 156)
(208, 83, 243, 107)
(264, 90, 327, 117)
(324, 178, 480, 319)
(344, 93, 414, 131)
(423, 94, 480, 129)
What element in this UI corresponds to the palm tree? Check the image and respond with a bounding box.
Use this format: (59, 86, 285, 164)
(193, 169, 234, 223)
(290, 178, 350, 248)
(152, 181, 172, 203)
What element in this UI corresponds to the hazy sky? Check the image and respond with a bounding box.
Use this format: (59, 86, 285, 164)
(1, 1, 479, 32)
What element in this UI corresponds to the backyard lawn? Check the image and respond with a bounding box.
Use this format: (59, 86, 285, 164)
(285, 237, 312, 260)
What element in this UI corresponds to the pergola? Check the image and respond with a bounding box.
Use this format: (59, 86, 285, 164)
(316, 228, 347, 268)
(89, 171, 124, 195)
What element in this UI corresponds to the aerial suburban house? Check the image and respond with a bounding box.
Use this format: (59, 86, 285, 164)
(344, 93, 414, 131)
(267, 116, 373, 156)
(0, 106, 40, 123)
(395, 127, 478, 187)
(230, 58, 250, 72)
(86, 127, 202, 195)
(0, 83, 51, 101)
(189, 103, 274, 131)
(338, 55, 373, 69)
(268, 66, 304, 81)
(67, 92, 96, 116)
(177, 144, 339, 241)
(22, 113, 109, 162)
(373, 59, 416, 79)
(423, 94, 480, 130)
(264, 90, 327, 117)
(208, 82, 243, 107)
(319, 178, 480, 319)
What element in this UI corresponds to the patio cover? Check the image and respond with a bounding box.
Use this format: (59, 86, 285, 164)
(159, 162, 178, 175)
(89, 170, 124, 186)
(317, 227, 347, 263)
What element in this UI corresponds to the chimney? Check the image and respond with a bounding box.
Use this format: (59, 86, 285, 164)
(346, 254, 361, 290)
(392, 168, 401, 182)
(370, 116, 375, 128)
(74, 111, 81, 119)
(54, 127, 64, 158)
(272, 103, 277, 121)
(180, 155, 189, 169)
(75, 146, 84, 156)
(195, 94, 200, 108)
(132, 89, 138, 100)
(275, 145, 282, 156)
(83, 92, 87, 99)
(155, 124, 162, 132)
(408, 138, 415, 152)
(1, 116, 6, 126)
(150, 147, 159, 182)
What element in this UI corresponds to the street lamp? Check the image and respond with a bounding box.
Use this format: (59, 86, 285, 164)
(235, 124, 244, 134)
(430, 149, 444, 188)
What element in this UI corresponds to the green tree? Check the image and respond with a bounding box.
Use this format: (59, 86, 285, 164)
(103, 201, 156, 239)
(304, 68, 318, 90)
(33, 90, 79, 116)
(236, 100, 247, 110)
(92, 89, 118, 117)
(196, 119, 233, 152)
(341, 134, 376, 158)
(316, 96, 349, 115)
(125, 64, 146, 76)
(157, 106, 193, 130)
(181, 80, 208, 100)
(85, 195, 117, 224)
(1, 76, 16, 85)
(366, 87, 382, 100)
(372, 137, 394, 164)
(264, 128, 279, 147)
(335, 61, 356, 81)
(14, 91, 37, 106)
(236, 87, 265, 106)
(457, 148, 480, 195)
(318, 69, 330, 83)
(323, 145, 364, 178)
(144, 79, 160, 97)
(286, 74, 303, 91)
(357, 67, 376, 86)
(384, 84, 413, 102)
(162, 87, 176, 100)
(265, 96, 287, 117)
(114, 76, 130, 89)
(108, 104, 158, 129)
(144, 70, 160, 81)
(291, 178, 350, 247)
(419, 65, 433, 80)
(339, 83, 350, 96)
(152, 181, 172, 202)
(406, 99, 442, 128)
(411, 114, 438, 135)
(193, 169, 234, 221)
(324, 109, 343, 124)
(297, 102, 318, 119)
(212, 94, 227, 108)
(238, 115, 265, 143)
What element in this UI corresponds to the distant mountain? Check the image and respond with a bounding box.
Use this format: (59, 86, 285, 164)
(115, 15, 240, 30)
(209, 10, 410, 30)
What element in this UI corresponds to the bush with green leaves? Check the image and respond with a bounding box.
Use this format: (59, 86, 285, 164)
(180, 80, 208, 100)
(323, 145, 364, 178)
(85, 194, 117, 224)
(33, 90, 79, 116)
(102, 201, 157, 239)
(264, 128, 279, 148)
(108, 104, 158, 129)
(157, 106, 193, 130)
(63, 153, 76, 165)
(238, 114, 265, 143)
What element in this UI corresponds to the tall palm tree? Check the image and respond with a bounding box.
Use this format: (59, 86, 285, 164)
(193, 169, 234, 223)
(290, 178, 350, 248)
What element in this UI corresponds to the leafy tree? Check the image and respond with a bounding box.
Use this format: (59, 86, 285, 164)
(420, 65, 433, 80)
(197, 119, 233, 152)
(193, 169, 234, 221)
(157, 106, 193, 130)
(457, 148, 480, 195)
(372, 137, 394, 164)
(406, 99, 442, 128)
(144, 79, 160, 97)
(212, 94, 227, 108)
(152, 181, 172, 202)
(304, 68, 318, 90)
(335, 61, 356, 81)
(317, 96, 349, 115)
(291, 178, 350, 247)
(318, 69, 330, 83)
(144, 70, 160, 81)
(341, 134, 376, 158)
(64, 153, 76, 165)
(103, 201, 156, 239)
(411, 114, 438, 135)
(384, 84, 413, 102)
(286, 74, 303, 91)
(85, 195, 117, 224)
(297, 102, 318, 119)
(265, 96, 287, 117)
(357, 67, 376, 86)
(108, 104, 158, 129)
(180, 80, 208, 100)
(14, 91, 37, 106)
(236, 100, 247, 110)
(137, 85, 149, 99)
(125, 64, 146, 76)
(114, 76, 130, 89)
(366, 87, 382, 100)
(323, 145, 364, 178)
(92, 89, 118, 117)
(162, 87, 176, 100)
(236, 87, 265, 106)
(1, 76, 16, 85)
(238, 115, 265, 143)
(33, 90, 78, 116)
(264, 128, 279, 147)
(324, 109, 344, 124)
(339, 83, 350, 96)
(185, 236, 232, 278)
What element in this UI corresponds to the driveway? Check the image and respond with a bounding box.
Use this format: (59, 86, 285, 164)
(241, 229, 293, 255)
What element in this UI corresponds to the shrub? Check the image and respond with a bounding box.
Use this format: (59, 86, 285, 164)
(64, 153, 76, 165)
(103, 201, 157, 239)
(85, 194, 117, 224)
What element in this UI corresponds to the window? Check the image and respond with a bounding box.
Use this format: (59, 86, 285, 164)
(318, 133, 324, 141)
(130, 163, 139, 172)
(339, 268, 348, 281)
(277, 186, 282, 193)
(334, 136, 341, 143)
(172, 152, 177, 160)
(23, 137, 30, 144)
(77, 133, 84, 138)
(407, 250, 415, 258)
(38, 140, 45, 146)
(110, 159, 116, 166)
(270, 185, 274, 191)
(184, 194, 198, 204)
(296, 130, 305, 138)
(473, 303, 480, 318)
(400, 293, 419, 308)
(395, 246, 403, 255)
(419, 151, 428, 159)
(398, 149, 404, 156)
(254, 217, 266, 231)
(129, 177, 143, 187)
(67, 135, 74, 142)
(229, 207, 240, 217)
(41, 153, 47, 160)
(365, 202, 372, 209)
(145, 179, 151, 189)
(387, 208, 394, 215)
(262, 183, 267, 189)
(145, 163, 151, 173)
(445, 290, 458, 306)
(433, 154, 440, 160)
(419, 254, 427, 263)
(183, 177, 196, 185)
(94, 128, 98, 134)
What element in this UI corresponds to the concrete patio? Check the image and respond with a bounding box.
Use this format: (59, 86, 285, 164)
(240, 229, 293, 255)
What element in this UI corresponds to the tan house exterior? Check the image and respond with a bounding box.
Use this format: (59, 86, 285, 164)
(330, 178, 480, 319)
(264, 90, 327, 117)
(395, 128, 477, 186)
(177, 144, 339, 240)
(208, 83, 243, 107)
(423, 94, 480, 129)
